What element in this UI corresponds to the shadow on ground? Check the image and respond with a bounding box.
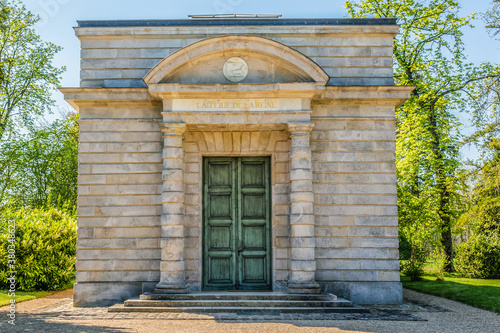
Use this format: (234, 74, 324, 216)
(0, 313, 133, 333)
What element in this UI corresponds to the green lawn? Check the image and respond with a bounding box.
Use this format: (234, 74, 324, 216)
(0, 280, 75, 307)
(402, 274, 500, 313)
(0, 290, 54, 307)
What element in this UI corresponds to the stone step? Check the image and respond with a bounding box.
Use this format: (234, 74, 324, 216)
(140, 292, 337, 301)
(124, 299, 354, 308)
(109, 304, 369, 314)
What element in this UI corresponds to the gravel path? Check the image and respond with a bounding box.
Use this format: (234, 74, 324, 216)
(0, 288, 499, 332)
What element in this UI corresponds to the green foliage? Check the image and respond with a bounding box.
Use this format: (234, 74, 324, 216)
(345, 0, 500, 271)
(400, 256, 425, 281)
(455, 232, 500, 279)
(485, 0, 500, 38)
(0, 207, 76, 291)
(0, 0, 65, 140)
(459, 144, 500, 233)
(0, 113, 79, 211)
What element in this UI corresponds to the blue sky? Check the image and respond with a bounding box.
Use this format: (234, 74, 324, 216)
(21, 0, 499, 159)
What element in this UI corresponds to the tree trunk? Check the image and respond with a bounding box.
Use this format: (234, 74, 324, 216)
(429, 104, 455, 272)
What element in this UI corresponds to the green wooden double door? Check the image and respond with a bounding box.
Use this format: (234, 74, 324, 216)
(203, 157, 272, 291)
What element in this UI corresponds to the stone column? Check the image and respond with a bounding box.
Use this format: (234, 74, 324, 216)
(155, 123, 189, 294)
(287, 123, 320, 294)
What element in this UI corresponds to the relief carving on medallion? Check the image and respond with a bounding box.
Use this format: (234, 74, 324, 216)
(223, 57, 249, 82)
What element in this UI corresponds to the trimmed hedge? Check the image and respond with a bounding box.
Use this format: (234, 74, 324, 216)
(0, 208, 76, 291)
(455, 232, 500, 279)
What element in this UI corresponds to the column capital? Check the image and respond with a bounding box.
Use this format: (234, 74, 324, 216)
(159, 123, 187, 135)
(287, 123, 314, 135)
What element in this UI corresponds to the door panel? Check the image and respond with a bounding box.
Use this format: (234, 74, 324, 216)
(203, 157, 271, 290)
(203, 158, 236, 290)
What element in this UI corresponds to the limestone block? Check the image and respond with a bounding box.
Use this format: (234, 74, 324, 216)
(314, 183, 397, 194)
(139, 142, 163, 152)
(290, 213, 315, 225)
(315, 248, 350, 259)
(160, 271, 186, 284)
(316, 237, 351, 248)
(77, 228, 95, 238)
(160, 260, 185, 272)
(360, 259, 400, 270)
(185, 205, 200, 216)
(273, 194, 289, 205)
(351, 237, 399, 248)
(77, 238, 111, 249)
(116, 185, 161, 195)
(290, 169, 313, 181)
(350, 248, 392, 259)
(314, 226, 348, 237)
(347, 282, 402, 304)
(290, 247, 315, 260)
(160, 238, 184, 248)
(137, 238, 160, 248)
(161, 214, 184, 226)
(93, 227, 160, 238)
(315, 215, 355, 226)
(274, 270, 290, 281)
(290, 180, 313, 192)
(343, 270, 378, 282)
(126, 249, 161, 260)
(161, 225, 185, 238)
(290, 202, 314, 217)
(77, 249, 128, 260)
(122, 271, 160, 282)
(315, 270, 343, 281)
(317, 259, 360, 270)
(289, 237, 315, 249)
(123, 132, 162, 142)
(349, 227, 386, 237)
(106, 173, 162, 185)
(290, 146, 312, 158)
(162, 180, 184, 192)
(78, 175, 107, 185)
(184, 172, 200, 184)
(162, 191, 184, 203)
(78, 216, 160, 228)
(290, 260, 316, 271)
(290, 225, 314, 237)
(161, 202, 184, 215)
(290, 192, 314, 204)
(122, 153, 162, 163)
(289, 270, 315, 283)
(92, 163, 162, 174)
(76, 260, 114, 271)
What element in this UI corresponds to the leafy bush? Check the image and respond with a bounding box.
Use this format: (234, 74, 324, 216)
(0, 208, 76, 291)
(455, 232, 500, 279)
(400, 244, 427, 281)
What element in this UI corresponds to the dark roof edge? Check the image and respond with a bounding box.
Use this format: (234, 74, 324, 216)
(77, 18, 397, 28)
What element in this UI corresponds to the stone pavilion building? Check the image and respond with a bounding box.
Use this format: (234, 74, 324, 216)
(61, 16, 412, 307)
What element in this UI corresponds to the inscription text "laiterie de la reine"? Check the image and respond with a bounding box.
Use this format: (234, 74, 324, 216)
(196, 100, 278, 109)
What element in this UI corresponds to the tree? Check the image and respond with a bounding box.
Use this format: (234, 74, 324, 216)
(0, 0, 64, 140)
(345, 0, 500, 271)
(464, 142, 500, 233)
(485, 0, 500, 38)
(0, 113, 78, 211)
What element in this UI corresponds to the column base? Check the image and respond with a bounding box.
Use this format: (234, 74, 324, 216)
(287, 282, 321, 294)
(154, 282, 188, 294)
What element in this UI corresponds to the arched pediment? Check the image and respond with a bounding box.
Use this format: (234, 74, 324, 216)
(143, 36, 329, 85)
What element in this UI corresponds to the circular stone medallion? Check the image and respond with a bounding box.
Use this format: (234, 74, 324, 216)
(223, 57, 248, 82)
